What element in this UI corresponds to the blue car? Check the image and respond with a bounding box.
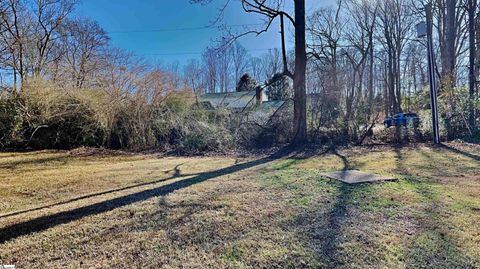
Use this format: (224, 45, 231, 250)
(384, 113, 420, 128)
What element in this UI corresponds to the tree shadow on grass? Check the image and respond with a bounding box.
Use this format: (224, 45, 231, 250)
(311, 146, 475, 268)
(393, 147, 477, 268)
(315, 183, 355, 267)
(0, 164, 187, 219)
(318, 148, 370, 267)
(0, 155, 70, 170)
(290, 145, 477, 268)
(404, 184, 477, 268)
(0, 150, 289, 244)
(299, 147, 358, 267)
(439, 143, 480, 162)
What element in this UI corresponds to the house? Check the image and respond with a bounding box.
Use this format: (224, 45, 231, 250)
(199, 87, 268, 111)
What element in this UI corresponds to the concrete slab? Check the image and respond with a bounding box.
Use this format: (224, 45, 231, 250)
(321, 170, 395, 184)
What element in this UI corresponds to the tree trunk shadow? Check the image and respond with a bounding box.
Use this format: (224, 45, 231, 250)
(0, 163, 188, 219)
(313, 148, 356, 267)
(394, 147, 477, 268)
(439, 143, 480, 162)
(0, 151, 289, 244)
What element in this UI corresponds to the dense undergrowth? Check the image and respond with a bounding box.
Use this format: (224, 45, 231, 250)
(1, 80, 479, 152)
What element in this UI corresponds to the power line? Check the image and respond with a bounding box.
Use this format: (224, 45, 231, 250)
(107, 23, 264, 34)
(140, 48, 282, 56)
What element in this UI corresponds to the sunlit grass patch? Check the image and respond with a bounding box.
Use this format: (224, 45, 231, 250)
(223, 244, 245, 263)
(259, 166, 337, 208)
(253, 145, 479, 268)
(405, 230, 476, 268)
(0, 143, 478, 268)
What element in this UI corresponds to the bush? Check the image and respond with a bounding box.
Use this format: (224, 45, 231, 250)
(236, 74, 257, 92)
(0, 81, 236, 152)
(1, 77, 289, 153)
(0, 94, 22, 148)
(182, 120, 234, 152)
(266, 73, 293, 101)
(237, 101, 294, 148)
(18, 81, 105, 149)
(150, 91, 234, 153)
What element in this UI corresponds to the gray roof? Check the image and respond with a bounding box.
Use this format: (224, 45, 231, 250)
(200, 91, 258, 109)
(257, 100, 287, 111)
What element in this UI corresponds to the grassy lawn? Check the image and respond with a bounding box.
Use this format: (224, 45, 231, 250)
(0, 144, 479, 268)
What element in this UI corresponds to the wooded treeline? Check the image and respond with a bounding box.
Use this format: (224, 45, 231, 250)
(303, 0, 479, 140)
(1, 0, 479, 151)
(193, 0, 480, 142)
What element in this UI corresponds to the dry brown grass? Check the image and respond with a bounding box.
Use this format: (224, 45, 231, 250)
(0, 143, 479, 268)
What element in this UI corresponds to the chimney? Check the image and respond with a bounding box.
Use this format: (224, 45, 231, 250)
(255, 86, 264, 106)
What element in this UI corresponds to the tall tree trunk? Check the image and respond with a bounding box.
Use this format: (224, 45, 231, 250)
(383, 59, 389, 116)
(280, 14, 289, 75)
(476, 6, 480, 82)
(468, 0, 477, 128)
(292, 0, 307, 146)
(395, 48, 402, 112)
(445, 0, 457, 89)
(387, 45, 396, 114)
(13, 69, 17, 92)
(368, 35, 374, 113)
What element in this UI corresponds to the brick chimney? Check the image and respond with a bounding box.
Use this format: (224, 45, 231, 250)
(255, 86, 265, 106)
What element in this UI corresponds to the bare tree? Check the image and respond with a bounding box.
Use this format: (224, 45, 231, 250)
(60, 18, 110, 88)
(231, 42, 248, 85)
(249, 56, 264, 82)
(261, 48, 282, 79)
(0, 0, 77, 88)
(377, 0, 413, 114)
(467, 0, 477, 127)
(0, 2, 9, 82)
(346, 0, 378, 112)
(192, 0, 308, 145)
(292, 0, 307, 145)
(218, 45, 231, 92)
(308, 4, 344, 112)
(183, 59, 204, 94)
(435, 0, 469, 89)
(202, 47, 218, 93)
(0, 0, 27, 88)
(31, 0, 76, 77)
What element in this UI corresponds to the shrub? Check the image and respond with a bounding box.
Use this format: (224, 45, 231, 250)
(266, 73, 293, 101)
(237, 101, 294, 148)
(182, 120, 234, 152)
(151, 91, 234, 153)
(19, 81, 105, 149)
(0, 94, 22, 148)
(236, 74, 257, 92)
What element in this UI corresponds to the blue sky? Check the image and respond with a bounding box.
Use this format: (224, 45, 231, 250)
(76, 0, 335, 66)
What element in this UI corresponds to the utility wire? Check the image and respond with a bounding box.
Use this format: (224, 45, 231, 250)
(140, 48, 282, 56)
(108, 23, 264, 34)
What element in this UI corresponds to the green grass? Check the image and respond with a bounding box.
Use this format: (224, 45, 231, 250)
(258, 144, 480, 268)
(223, 245, 245, 263)
(0, 143, 479, 268)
